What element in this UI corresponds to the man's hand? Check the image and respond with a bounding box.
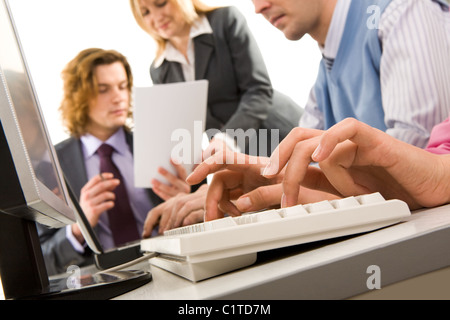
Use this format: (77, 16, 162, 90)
(142, 185, 208, 238)
(71, 172, 119, 244)
(151, 158, 191, 200)
(187, 151, 283, 221)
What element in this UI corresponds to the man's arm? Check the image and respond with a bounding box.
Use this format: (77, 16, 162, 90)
(267, 118, 450, 210)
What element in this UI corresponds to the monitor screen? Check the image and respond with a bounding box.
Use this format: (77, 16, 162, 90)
(0, 0, 153, 300)
(0, 0, 75, 227)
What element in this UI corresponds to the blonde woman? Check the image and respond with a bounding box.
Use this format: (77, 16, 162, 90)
(129, 0, 302, 153)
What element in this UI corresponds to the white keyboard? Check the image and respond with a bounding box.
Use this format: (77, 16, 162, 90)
(141, 193, 411, 282)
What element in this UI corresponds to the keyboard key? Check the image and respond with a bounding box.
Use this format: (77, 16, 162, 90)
(304, 200, 335, 213)
(356, 193, 385, 204)
(204, 217, 236, 231)
(165, 217, 238, 236)
(254, 210, 282, 222)
(280, 205, 309, 218)
(331, 196, 360, 209)
(234, 210, 280, 225)
(233, 214, 255, 225)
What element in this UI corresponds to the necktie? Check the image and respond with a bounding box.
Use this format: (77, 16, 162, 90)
(97, 143, 139, 247)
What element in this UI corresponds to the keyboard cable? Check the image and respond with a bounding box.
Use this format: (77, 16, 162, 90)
(95, 252, 159, 275)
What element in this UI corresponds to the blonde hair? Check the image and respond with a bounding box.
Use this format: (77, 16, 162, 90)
(59, 48, 133, 138)
(129, 0, 217, 58)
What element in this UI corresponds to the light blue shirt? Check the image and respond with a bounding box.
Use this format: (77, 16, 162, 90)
(301, 0, 450, 148)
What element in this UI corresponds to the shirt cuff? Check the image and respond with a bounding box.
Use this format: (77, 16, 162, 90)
(66, 225, 86, 254)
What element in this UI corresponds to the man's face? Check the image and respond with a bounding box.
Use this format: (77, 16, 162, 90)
(86, 62, 130, 141)
(252, 0, 322, 41)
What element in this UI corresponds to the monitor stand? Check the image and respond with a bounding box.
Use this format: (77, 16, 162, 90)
(0, 212, 151, 300)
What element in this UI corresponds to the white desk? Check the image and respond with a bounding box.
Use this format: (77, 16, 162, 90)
(116, 204, 450, 300)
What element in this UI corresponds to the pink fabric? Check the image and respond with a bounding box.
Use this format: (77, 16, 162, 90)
(425, 117, 450, 154)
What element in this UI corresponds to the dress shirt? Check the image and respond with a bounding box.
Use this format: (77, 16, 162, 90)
(300, 0, 450, 148)
(153, 15, 213, 82)
(67, 128, 153, 251)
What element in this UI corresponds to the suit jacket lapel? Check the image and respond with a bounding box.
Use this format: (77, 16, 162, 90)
(153, 33, 214, 83)
(194, 33, 215, 80)
(156, 60, 185, 83)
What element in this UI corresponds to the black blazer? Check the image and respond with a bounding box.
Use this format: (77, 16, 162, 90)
(38, 130, 162, 275)
(151, 6, 302, 154)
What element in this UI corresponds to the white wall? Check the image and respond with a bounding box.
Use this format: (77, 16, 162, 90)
(8, 0, 321, 144)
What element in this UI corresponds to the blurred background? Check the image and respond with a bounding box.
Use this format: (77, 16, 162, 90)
(9, 0, 321, 144)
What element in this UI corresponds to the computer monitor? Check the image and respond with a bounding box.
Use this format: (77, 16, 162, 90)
(0, 0, 150, 299)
